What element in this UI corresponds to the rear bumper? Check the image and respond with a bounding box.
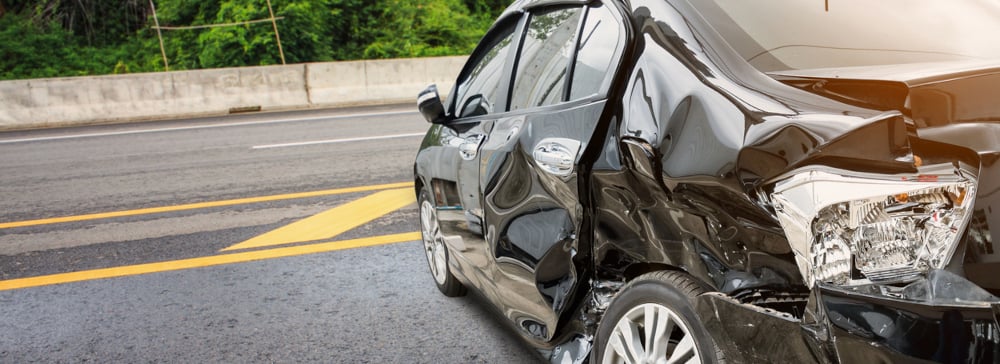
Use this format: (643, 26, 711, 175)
(820, 286, 1000, 363)
(698, 283, 1000, 363)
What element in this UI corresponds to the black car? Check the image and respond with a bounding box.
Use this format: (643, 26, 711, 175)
(413, 0, 1000, 362)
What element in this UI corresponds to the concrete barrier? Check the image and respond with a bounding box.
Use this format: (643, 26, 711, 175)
(307, 57, 466, 107)
(0, 56, 468, 131)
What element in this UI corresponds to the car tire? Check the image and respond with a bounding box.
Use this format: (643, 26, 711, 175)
(594, 271, 725, 364)
(418, 189, 467, 297)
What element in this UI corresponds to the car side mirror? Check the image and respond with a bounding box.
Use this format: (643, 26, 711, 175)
(460, 94, 490, 118)
(418, 85, 447, 124)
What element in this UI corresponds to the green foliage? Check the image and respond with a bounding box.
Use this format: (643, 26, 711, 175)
(0, 14, 134, 79)
(324, 0, 381, 60)
(463, 0, 508, 15)
(274, 1, 335, 63)
(0, 0, 508, 80)
(3, 0, 149, 46)
(363, 0, 485, 59)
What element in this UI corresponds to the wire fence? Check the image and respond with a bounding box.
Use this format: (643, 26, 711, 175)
(147, 0, 286, 71)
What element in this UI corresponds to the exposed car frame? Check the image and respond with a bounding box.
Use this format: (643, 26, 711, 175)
(415, 0, 1000, 362)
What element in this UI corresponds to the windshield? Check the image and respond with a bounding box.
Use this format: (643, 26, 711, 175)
(691, 0, 1000, 72)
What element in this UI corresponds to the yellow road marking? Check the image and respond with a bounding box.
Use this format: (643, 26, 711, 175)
(0, 182, 414, 230)
(222, 188, 416, 251)
(0, 232, 421, 291)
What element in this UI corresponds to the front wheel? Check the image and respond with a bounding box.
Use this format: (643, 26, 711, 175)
(594, 271, 724, 364)
(418, 189, 466, 297)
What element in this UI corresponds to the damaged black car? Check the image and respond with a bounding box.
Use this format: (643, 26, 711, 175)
(413, 0, 1000, 362)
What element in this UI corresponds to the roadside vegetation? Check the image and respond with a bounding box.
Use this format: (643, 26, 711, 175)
(0, 0, 507, 80)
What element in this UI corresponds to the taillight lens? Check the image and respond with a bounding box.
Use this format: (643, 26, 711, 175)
(771, 163, 976, 287)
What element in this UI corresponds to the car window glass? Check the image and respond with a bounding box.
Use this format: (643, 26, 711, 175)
(570, 4, 622, 100)
(454, 21, 517, 118)
(509, 7, 583, 111)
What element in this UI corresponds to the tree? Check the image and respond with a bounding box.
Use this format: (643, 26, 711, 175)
(2, 0, 148, 46)
(363, 0, 484, 59)
(0, 0, 509, 79)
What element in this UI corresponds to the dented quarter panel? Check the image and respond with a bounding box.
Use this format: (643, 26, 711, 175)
(592, 0, 895, 299)
(591, 0, 1000, 362)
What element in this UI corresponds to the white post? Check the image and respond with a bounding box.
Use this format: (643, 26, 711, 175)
(266, 0, 286, 65)
(149, 0, 169, 71)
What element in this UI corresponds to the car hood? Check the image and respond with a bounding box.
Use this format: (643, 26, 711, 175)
(768, 60, 1000, 156)
(769, 60, 1000, 129)
(740, 60, 1000, 185)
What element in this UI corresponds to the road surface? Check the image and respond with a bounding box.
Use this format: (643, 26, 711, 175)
(0, 105, 543, 363)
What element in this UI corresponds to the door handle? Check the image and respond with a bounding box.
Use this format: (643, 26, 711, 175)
(459, 135, 484, 160)
(534, 149, 573, 169)
(533, 138, 581, 177)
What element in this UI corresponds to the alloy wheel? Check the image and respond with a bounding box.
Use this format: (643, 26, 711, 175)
(603, 303, 702, 364)
(420, 199, 448, 285)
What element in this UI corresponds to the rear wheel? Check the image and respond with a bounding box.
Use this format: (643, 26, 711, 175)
(595, 271, 724, 364)
(418, 189, 466, 297)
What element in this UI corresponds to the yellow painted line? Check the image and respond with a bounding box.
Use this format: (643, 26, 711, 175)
(222, 187, 416, 251)
(0, 232, 421, 291)
(0, 182, 414, 230)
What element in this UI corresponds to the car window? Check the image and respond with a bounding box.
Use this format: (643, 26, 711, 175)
(570, 4, 623, 100)
(453, 20, 517, 118)
(509, 7, 583, 111)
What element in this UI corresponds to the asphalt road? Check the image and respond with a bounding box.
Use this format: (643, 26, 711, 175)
(0, 105, 543, 363)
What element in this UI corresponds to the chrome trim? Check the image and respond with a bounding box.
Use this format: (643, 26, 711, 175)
(532, 138, 581, 177)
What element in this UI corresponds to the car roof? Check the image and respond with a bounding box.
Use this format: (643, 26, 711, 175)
(501, 0, 594, 17)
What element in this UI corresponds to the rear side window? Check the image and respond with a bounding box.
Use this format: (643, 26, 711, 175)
(570, 4, 622, 100)
(454, 21, 517, 118)
(509, 7, 583, 111)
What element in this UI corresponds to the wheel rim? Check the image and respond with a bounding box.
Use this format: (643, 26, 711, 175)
(420, 199, 448, 285)
(603, 303, 702, 364)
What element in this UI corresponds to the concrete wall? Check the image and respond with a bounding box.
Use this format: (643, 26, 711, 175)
(307, 57, 466, 107)
(0, 56, 468, 131)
